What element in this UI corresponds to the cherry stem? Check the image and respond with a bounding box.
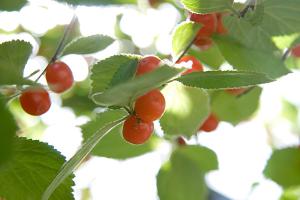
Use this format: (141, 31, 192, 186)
(282, 48, 291, 61)
(237, 86, 255, 98)
(24, 69, 40, 79)
(174, 36, 197, 64)
(34, 14, 77, 83)
(123, 106, 133, 115)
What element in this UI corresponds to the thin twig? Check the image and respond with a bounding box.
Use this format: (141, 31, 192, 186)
(34, 14, 77, 83)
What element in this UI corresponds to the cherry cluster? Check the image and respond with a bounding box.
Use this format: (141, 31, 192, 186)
(122, 56, 165, 144)
(20, 61, 74, 116)
(123, 54, 223, 145)
(190, 12, 227, 50)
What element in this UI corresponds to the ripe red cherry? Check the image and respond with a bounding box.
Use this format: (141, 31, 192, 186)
(176, 136, 186, 146)
(19, 87, 51, 116)
(216, 13, 227, 34)
(199, 114, 219, 132)
(190, 13, 217, 37)
(134, 89, 165, 122)
(194, 36, 213, 50)
(226, 88, 247, 96)
(122, 115, 154, 144)
(136, 56, 161, 76)
(46, 61, 74, 93)
(176, 55, 203, 75)
(291, 44, 300, 57)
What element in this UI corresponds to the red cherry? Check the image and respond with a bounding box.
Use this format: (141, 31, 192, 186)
(194, 36, 213, 50)
(176, 55, 203, 75)
(134, 89, 165, 122)
(291, 44, 300, 57)
(122, 115, 154, 144)
(46, 61, 74, 93)
(226, 88, 247, 96)
(190, 13, 217, 37)
(19, 87, 51, 116)
(199, 114, 219, 132)
(176, 136, 186, 146)
(216, 13, 227, 34)
(136, 56, 161, 76)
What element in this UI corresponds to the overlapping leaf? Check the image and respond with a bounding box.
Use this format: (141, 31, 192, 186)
(213, 35, 289, 79)
(172, 21, 201, 61)
(160, 82, 210, 137)
(61, 35, 114, 56)
(90, 55, 139, 95)
(211, 87, 262, 125)
(180, 0, 233, 13)
(0, 40, 32, 85)
(264, 147, 300, 189)
(0, 94, 16, 165)
(157, 145, 218, 200)
(92, 65, 183, 107)
(0, 137, 74, 200)
(177, 71, 273, 89)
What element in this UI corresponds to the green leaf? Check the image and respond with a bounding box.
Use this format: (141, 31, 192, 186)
(172, 21, 201, 61)
(224, 15, 277, 51)
(177, 71, 273, 89)
(92, 65, 183, 107)
(0, 137, 74, 200)
(62, 82, 96, 116)
(61, 35, 114, 56)
(0, 40, 32, 85)
(262, 0, 300, 36)
(58, 0, 136, 5)
(39, 24, 80, 60)
(157, 145, 218, 200)
(180, 0, 233, 13)
(42, 112, 126, 200)
(172, 145, 218, 173)
(160, 82, 209, 138)
(280, 186, 300, 200)
(81, 110, 157, 159)
(90, 55, 139, 95)
(0, 0, 26, 11)
(264, 147, 300, 189)
(224, 0, 300, 50)
(0, 94, 16, 165)
(188, 45, 225, 69)
(213, 35, 290, 79)
(211, 87, 262, 125)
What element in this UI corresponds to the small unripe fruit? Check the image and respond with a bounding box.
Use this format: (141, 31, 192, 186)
(199, 114, 219, 132)
(20, 87, 51, 116)
(136, 56, 161, 76)
(134, 89, 166, 122)
(46, 61, 74, 93)
(122, 115, 154, 144)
